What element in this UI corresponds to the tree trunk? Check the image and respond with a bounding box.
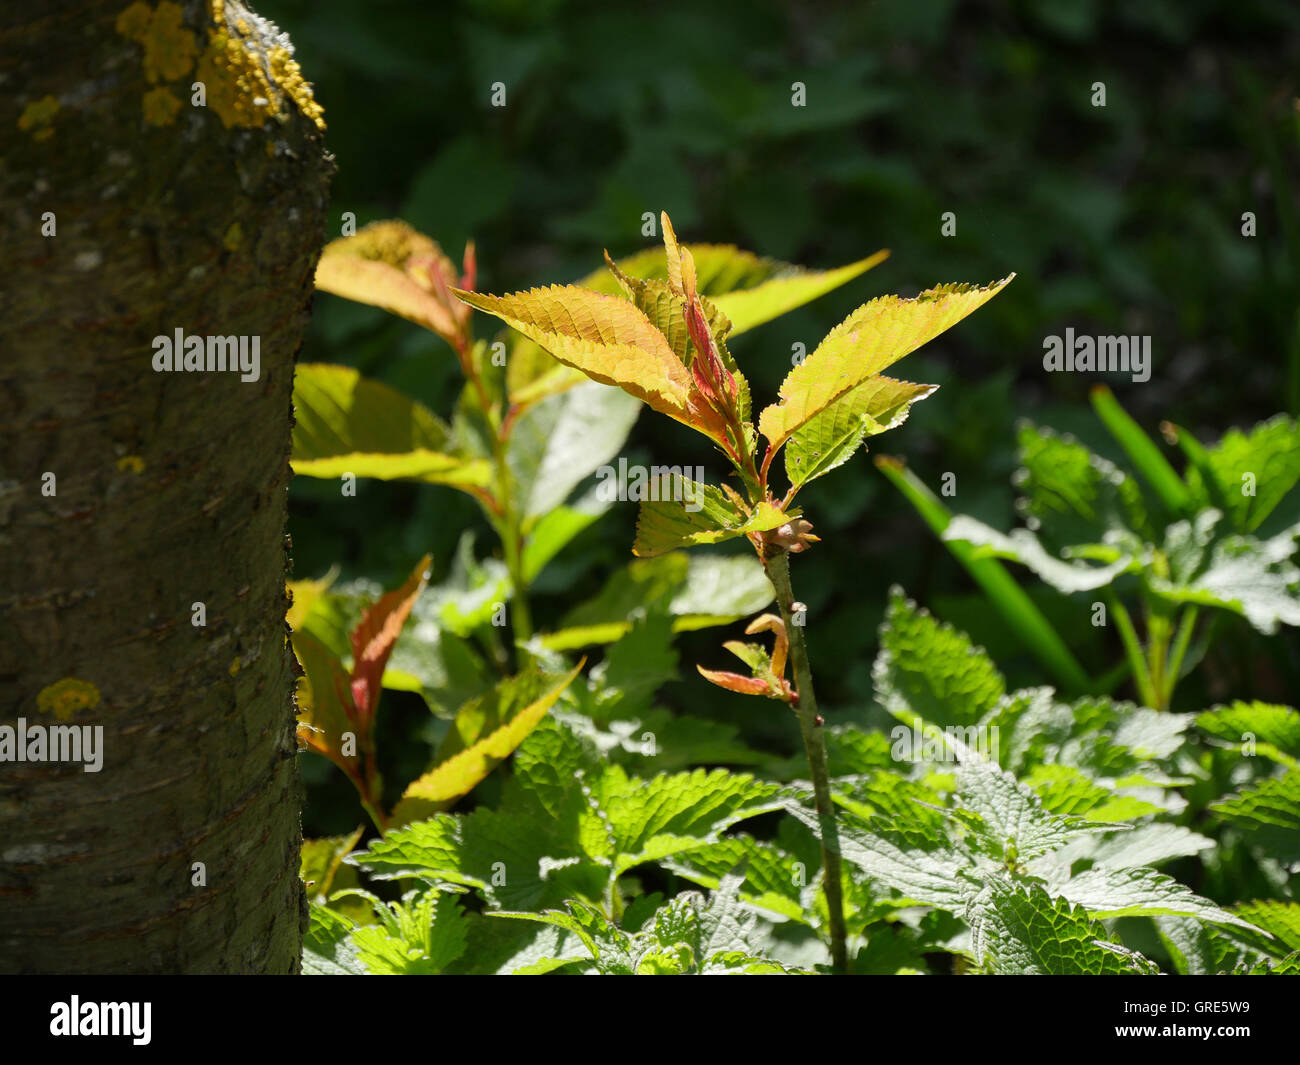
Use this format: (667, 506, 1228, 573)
(0, 0, 331, 973)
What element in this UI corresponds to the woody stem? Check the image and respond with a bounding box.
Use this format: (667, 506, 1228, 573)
(763, 549, 849, 973)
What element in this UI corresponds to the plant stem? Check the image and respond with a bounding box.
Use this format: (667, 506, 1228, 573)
(1162, 606, 1199, 708)
(764, 550, 848, 973)
(1109, 593, 1158, 709)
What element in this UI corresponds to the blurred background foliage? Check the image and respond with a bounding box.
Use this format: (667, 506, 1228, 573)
(255, 0, 1300, 835)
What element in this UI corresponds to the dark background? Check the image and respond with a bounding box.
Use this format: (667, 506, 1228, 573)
(252, 0, 1300, 834)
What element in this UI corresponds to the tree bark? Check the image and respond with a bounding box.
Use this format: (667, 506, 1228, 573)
(0, 0, 331, 973)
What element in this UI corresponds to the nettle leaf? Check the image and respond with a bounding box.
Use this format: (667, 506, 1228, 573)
(1055, 867, 1259, 930)
(348, 888, 470, 975)
(631, 474, 790, 557)
(595, 766, 787, 876)
(1211, 770, 1300, 849)
(954, 760, 1122, 864)
(390, 664, 582, 826)
(291, 364, 492, 488)
(454, 285, 727, 443)
(1184, 415, 1300, 533)
(303, 903, 368, 976)
(1197, 701, 1300, 767)
(1150, 511, 1300, 634)
(350, 718, 780, 909)
(783, 800, 972, 910)
(1015, 423, 1150, 549)
(1029, 824, 1215, 884)
(967, 879, 1158, 975)
(314, 220, 465, 345)
(758, 276, 1013, 450)
(785, 376, 937, 489)
(941, 515, 1135, 594)
(1022, 764, 1165, 822)
(1231, 900, 1300, 954)
(873, 587, 1005, 728)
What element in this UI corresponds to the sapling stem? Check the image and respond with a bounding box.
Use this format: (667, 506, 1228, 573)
(764, 549, 849, 973)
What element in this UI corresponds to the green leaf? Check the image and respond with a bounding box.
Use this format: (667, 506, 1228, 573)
(291, 364, 492, 487)
(521, 495, 610, 583)
(783, 800, 971, 910)
(507, 381, 641, 523)
(302, 904, 367, 976)
(631, 475, 790, 557)
(1182, 415, 1300, 532)
(941, 515, 1134, 594)
(785, 376, 936, 489)
(1151, 513, 1300, 635)
(348, 889, 469, 975)
(758, 276, 1013, 449)
(1056, 867, 1259, 930)
(968, 879, 1158, 975)
(1197, 701, 1300, 767)
(390, 664, 582, 826)
(873, 587, 1006, 728)
(1014, 422, 1150, 549)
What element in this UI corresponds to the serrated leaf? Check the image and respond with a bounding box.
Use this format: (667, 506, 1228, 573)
(758, 276, 1012, 449)
(454, 284, 727, 443)
(631, 475, 790, 557)
(783, 800, 971, 909)
(291, 364, 492, 487)
(873, 587, 1005, 728)
(1197, 701, 1300, 766)
(1057, 867, 1259, 930)
(1184, 415, 1300, 532)
(348, 554, 430, 723)
(303, 903, 368, 976)
(1150, 511, 1300, 634)
(968, 879, 1157, 975)
(785, 376, 937, 489)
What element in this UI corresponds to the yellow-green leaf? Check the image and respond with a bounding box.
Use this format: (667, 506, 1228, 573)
(314, 220, 464, 345)
(785, 376, 937, 489)
(713, 249, 889, 335)
(291, 363, 492, 488)
(632, 475, 791, 557)
(390, 664, 583, 825)
(759, 276, 1013, 449)
(454, 284, 727, 442)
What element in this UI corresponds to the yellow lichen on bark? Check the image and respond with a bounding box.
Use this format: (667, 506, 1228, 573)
(36, 678, 102, 721)
(115, 0, 325, 131)
(142, 86, 183, 126)
(18, 95, 60, 141)
(115, 1, 197, 83)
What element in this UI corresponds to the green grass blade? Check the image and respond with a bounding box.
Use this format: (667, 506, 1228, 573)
(1090, 386, 1191, 513)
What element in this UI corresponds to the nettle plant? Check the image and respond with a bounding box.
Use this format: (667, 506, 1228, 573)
(880, 388, 1300, 711)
